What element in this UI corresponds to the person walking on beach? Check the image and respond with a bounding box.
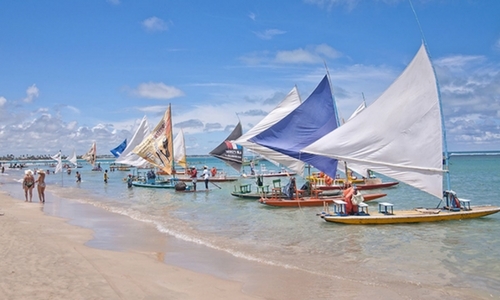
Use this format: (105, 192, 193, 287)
(76, 171, 81, 183)
(190, 166, 197, 191)
(104, 170, 109, 183)
(36, 169, 46, 203)
(202, 166, 210, 190)
(22, 170, 35, 202)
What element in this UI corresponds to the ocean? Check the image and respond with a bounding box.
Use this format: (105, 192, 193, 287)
(1, 154, 499, 298)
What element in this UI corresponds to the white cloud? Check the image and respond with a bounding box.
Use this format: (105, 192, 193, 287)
(248, 12, 256, 21)
(254, 29, 286, 40)
(275, 44, 341, 64)
(132, 82, 185, 99)
(107, 0, 120, 5)
(142, 17, 169, 32)
(23, 84, 39, 103)
(0, 96, 6, 107)
(240, 44, 341, 65)
(434, 55, 485, 72)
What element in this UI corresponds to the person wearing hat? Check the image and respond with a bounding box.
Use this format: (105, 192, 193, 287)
(36, 169, 46, 203)
(190, 166, 198, 191)
(202, 166, 210, 190)
(22, 170, 35, 202)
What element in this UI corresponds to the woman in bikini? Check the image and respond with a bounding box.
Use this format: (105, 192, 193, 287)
(36, 169, 46, 203)
(22, 170, 35, 202)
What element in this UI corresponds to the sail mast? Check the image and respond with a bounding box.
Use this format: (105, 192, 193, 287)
(409, 0, 451, 191)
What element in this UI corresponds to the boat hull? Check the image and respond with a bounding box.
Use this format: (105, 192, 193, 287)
(231, 190, 342, 199)
(242, 172, 297, 178)
(131, 181, 177, 188)
(176, 177, 239, 182)
(321, 206, 500, 224)
(259, 193, 386, 207)
(318, 181, 399, 191)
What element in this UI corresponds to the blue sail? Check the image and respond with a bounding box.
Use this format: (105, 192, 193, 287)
(110, 139, 127, 158)
(249, 75, 338, 179)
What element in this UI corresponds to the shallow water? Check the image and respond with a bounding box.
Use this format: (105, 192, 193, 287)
(1, 154, 499, 298)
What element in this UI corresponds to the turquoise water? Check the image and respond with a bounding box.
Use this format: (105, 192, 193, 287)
(1, 154, 499, 298)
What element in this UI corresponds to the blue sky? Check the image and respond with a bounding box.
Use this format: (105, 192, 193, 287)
(1, 0, 499, 157)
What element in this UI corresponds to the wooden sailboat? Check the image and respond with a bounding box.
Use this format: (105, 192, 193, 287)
(302, 44, 500, 224)
(131, 104, 178, 188)
(82, 142, 101, 171)
(115, 116, 151, 168)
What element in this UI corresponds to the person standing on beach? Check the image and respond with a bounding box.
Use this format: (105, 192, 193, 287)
(127, 174, 133, 188)
(22, 170, 35, 202)
(190, 166, 197, 191)
(104, 170, 109, 183)
(35, 170, 46, 203)
(76, 171, 81, 183)
(202, 166, 210, 190)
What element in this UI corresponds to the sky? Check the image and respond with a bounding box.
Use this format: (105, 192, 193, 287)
(1, 0, 499, 158)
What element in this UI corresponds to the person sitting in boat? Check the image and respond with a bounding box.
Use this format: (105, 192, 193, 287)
(190, 166, 198, 191)
(210, 166, 217, 177)
(342, 183, 358, 215)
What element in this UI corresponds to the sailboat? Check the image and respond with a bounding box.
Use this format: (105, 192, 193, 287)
(110, 139, 127, 158)
(158, 128, 188, 176)
(66, 149, 81, 168)
(209, 121, 243, 171)
(131, 105, 178, 188)
(173, 129, 187, 170)
(302, 43, 500, 224)
(249, 75, 339, 180)
(82, 142, 101, 171)
(178, 121, 241, 182)
(233, 87, 305, 176)
(115, 116, 151, 168)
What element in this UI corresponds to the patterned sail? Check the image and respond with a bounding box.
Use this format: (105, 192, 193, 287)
(133, 105, 174, 174)
(81, 142, 97, 167)
(209, 122, 243, 172)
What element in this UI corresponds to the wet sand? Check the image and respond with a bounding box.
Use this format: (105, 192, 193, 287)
(0, 190, 262, 300)
(1, 186, 473, 300)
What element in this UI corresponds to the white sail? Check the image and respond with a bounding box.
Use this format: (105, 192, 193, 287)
(115, 116, 151, 168)
(303, 44, 444, 198)
(233, 86, 305, 174)
(68, 149, 78, 167)
(346, 101, 366, 122)
(173, 129, 187, 169)
(51, 151, 63, 174)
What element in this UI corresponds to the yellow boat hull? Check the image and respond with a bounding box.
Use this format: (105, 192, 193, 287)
(321, 206, 500, 225)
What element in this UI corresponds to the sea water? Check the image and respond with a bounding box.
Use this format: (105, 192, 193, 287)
(1, 154, 499, 298)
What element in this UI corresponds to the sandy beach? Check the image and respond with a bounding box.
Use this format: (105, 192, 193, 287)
(0, 190, 261, 300)
(1, 176, 491, 300)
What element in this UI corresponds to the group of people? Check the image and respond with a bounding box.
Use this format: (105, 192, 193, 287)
(189, 166, 214, 191)
(22, 169, 46, 203)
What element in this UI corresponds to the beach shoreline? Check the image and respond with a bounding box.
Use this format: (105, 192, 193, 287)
(1, 174, 495, 299)
(0, 189, 263, 300)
